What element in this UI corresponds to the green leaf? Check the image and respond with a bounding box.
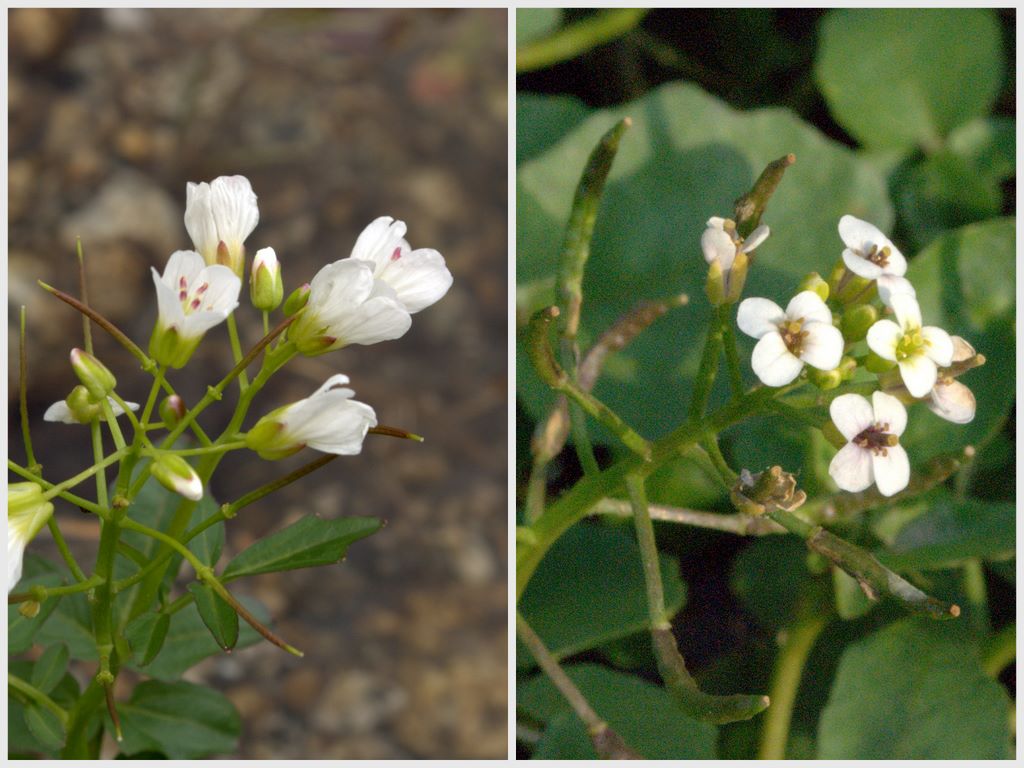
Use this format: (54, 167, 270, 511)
(222, 515, 381, 579)
(517, 94, 590, 167)
(517, 81, 891, 442)
(516, 8, 562, 46)
(520, 663, 717, 759)
(817, 618, 1012, 758)
(128, 596, 269, 681)
(187, 583, 239, 651)
(24, 704, 64, 751)
(127, 611, 171, 667)
(115, 680, 240, 759)
(30, 643, 69, 694)
(815, 9, 1004, 150)
(878, 494, 1014, 570)
(35, 591, 96, 661)
(8, 556, 64, 655)
(730, 536, 820, 629)
(517, 522, 686, 668)
(947, 116, 1016, 183)
(832, 567, 873, 620)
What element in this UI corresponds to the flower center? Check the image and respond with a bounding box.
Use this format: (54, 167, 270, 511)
(864, 243, 891, 267)
(895, 330, 924, 361)
(852, 422, 899, 456)
(778, 318, 808, 355)
(178, 276, 212, 316)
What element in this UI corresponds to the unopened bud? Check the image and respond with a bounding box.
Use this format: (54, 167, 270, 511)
(724, 250, 749, 303)
(865, 350, 897, 373)
(705, 260, 726, 306)
(836, 275, 875, 306)
(826, 262, 846, 294)
(244, 405, 302, 460)
(250, 247, 284, 311)
(66, 385, 103, 423)
(798, 272, 829, 302)
(283, 283, 311, 316)
(159, 395, 186, 427)
(18, 601, 41, 618)
(808, 366, 843, 391)
(70, 348, 116, 400)
(841, 304, 878, 342)
(837, 356, 857, 381)
(150, 455, 203, 501)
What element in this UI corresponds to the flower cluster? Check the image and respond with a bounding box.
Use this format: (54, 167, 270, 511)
(704, 214, 982, 498)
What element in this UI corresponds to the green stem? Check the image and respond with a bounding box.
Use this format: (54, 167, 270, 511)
(35, 446, 128, 506)
(9, 461, 106, 516)
(516, 8, 648, 72)
(150, 440, 247, 458)
(962, 558, 990, 634)
(525, 459, 548, 525)
(594, 498, 786, 536)
(701, 433, 738, 485)
(48, 517, 89, 581)
(688, 308, 723, 421)
(90, 422, 109, 511)
(18, 306, 39, 472)
(99, 398, 127, 452)
(225, 313, 249, 390)
(8, 674, 69, 725)
(76, 237, 93, 353)
(517, 611, 640, 759)
(61, 680, 104, 758)
(719, 304, 743, 398)
(9, 574, 104, 603)
(757, 615, 827, 759)
(982, 623, 1015, 678)
(568, 401, 600, 476)
(626, 472, 769, 724)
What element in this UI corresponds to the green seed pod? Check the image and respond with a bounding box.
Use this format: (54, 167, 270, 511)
(283, 283, 311, 316)
(705, 260, 726, 306)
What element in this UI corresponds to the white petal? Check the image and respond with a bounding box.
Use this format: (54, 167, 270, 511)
(252, 246, 278, 271)
(876, 275, 916, 306)
(785, 291, 832, 326)
(866, 319, 902, 361)
(737, 297, 785, 339)
(8, 537, 25, 593)
(152, 267, 185, 328)
(701, 227, 736, 270)
(800, 322, 843, 371)
(890, 293, 922, 331)
(841, 249, 884, 280)
(838, 214, 887, 253)
(44, 401, 75, 424)
(373, 248, 453, 313)
(829, 442, 873, 493)
(950, 336, 976, 362)
(209, 175, 259, 247)
(830, 393, 875, 440)
(929, 380, 976, 424)
(872, 444, 910, 497)
(161, 250, 206, 290)
(309, 373, 353, 399)
(751, 332, 804, 386)
(329, 295, 413, 347)
(871, 391, 907, 437)
(706, 216, 727, 230)
(184, 182, 218, 258)
(306, 260, 377, 321)
(740, 224, 770, 253)
(899, 355, 938, 398)
(294, 396, 378, 456)
(921, 326, 954, 367)
(350, 216, 408, 273)
(194, 265, 242, 313)
(182, 308, 233, 337)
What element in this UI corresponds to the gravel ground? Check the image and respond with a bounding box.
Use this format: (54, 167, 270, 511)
(9, 8, 507, 759)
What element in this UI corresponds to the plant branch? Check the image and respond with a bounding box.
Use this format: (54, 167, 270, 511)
(516, 8, 648, 72)
(8, 673, 69, 725)
(593, 498, 786, 535)
(18, 306, 39, 472)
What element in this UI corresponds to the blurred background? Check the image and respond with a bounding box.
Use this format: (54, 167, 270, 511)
(9, 7, 507, 759)
(517, 8, 1014, 760)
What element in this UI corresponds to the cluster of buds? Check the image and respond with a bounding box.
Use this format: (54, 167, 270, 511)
(701, 213, 982, 498)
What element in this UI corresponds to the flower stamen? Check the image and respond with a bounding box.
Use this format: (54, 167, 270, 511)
(852, 422, 899, 456)
(779, 318, 809, 354)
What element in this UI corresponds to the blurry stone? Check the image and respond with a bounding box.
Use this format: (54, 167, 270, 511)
(281, 666, 324, 712)
(313, 670, 408, 735)
(103, 7, 151, 32)
(229, 683, 272, 720)
(10, 9, 78, 63)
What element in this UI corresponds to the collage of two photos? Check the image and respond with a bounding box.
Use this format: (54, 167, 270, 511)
(6, 5, 1018, 763)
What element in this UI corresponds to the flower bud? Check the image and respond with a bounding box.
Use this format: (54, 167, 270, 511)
(724, 250, 749, 303)
(149, 455, 203, 501)
(8, 482, 55, 593)
(66, 385, 104, 423)
(826, 262, 846, 294)
(250, 247, 284, 311)
(798, 272, 829, 302)
(283, 283, 311, 316)
(705, 260, 726, 306)
(865, 350, 897, 373)
(837, 355, 857, 381)
(149, 324, 202, 370)
(807, 366, 843, 391)
(18, 600, 41, 618)
(835, 274, 875, 306)
(159, 395, 186, 428)
(70, 348, 116, 401)
(841, 304, 878, 342)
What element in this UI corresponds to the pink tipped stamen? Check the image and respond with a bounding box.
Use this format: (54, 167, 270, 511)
(190, 298, 202, 310)
(391, 247, 402, 261)
(196, 283, 209, 295)
(179, 276, 188, 290)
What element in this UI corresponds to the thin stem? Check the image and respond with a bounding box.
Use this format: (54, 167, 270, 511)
(982, 623, 1015, 678)
(222, 453, 337, 516)
(962, 558, 990, 635)
(688, 309, 723, 422)
(568, 401, 600, 476)
(594, 498, 786, 535)
(719, 304, 743, 398)
(39, 281, 150, 368)
(90, 422, 109, 510)
(517, 611, 640, 759)
(225, 313, 249, 390)
(76, 237, 93, 353)
(8, 674, 69, 725)
(150, 440, 247, 458)
(516, 8, 648, 72)
(262, 310, 270, 336)
(701, 434, 738, 485)
(48, 517, 89, 581)
(758, 615, 827, 760)
(9, 461, 106, 516)
(9, 574, 104, 604)
(100, 398, 127, 452)
(37, 446, 129, 506)
(18, 307, 39, 472)
(140, 366, 165, 428)
(525, 459, 548, 525)
(626, 471, 770, 724)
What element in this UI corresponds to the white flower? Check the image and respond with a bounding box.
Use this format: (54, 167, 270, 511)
(837, 215, 915, 306)
(828, 391, 910, 497)
(245, 374, 378, 460)
(44, 396, 139, 425)
(287, 259, 411, 355)
(866, 294, 953, 398)
(250, 246, 283, 311)
(701, 217, 769, 299)
(8, 483, 54, 593)
(347, 216, 453, 313)
(737, 291, 844, 386)
(184, 175, 259, 276)
(150, 250, 242, 368)
(928, 336, 977, 424)
(150, 454, 203, 501)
